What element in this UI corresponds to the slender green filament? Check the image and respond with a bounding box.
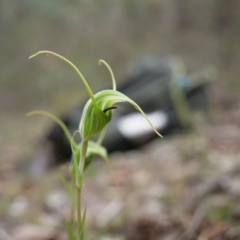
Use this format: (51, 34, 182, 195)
(29, 51, 97, 105)
(99, 59, 116, 91)
(26, 110, 77, 149)
(133, 105, 163, 138)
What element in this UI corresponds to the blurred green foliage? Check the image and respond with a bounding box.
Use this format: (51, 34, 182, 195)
(208, 200, 236, 223)
(1, 0, 240, 163)
(1, 0, 240, 111)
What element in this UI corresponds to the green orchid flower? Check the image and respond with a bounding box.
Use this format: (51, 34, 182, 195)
(30, 51, 162, 178)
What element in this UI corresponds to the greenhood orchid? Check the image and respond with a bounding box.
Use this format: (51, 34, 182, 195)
(29, 51, 163, 240)
(29, 51, 162, 176)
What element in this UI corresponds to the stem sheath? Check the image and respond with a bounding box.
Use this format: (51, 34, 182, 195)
(77, 186, 82, 238)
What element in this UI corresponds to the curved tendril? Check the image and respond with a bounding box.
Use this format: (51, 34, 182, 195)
(29, 51, 97, 105)
(26, 110, 77, 149)
(71, 130, 81, 153)
(98, 60, 116, 91)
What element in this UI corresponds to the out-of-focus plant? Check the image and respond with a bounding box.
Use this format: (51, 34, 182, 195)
(28, 51, 162, 240)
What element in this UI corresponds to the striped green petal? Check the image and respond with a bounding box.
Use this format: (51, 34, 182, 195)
(79, 89, 163, 141)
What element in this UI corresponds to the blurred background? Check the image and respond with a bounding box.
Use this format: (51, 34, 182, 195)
(1, 1, 240, 240)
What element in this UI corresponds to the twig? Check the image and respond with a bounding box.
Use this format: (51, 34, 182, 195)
(177, 204, 207, 240)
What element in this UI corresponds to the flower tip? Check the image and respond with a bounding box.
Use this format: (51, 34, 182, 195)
(155, 131, 164, 138)
(98, 60, 116, 90)
(29, 51, 49, 59)
(98, 59, 104, 66)
(29, 52, 39, 59)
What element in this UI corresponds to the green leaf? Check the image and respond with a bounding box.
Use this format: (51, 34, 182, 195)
(26, 110, 77, 149)
(65, 218, 76, 240)
(79, 203, 87, 240)
(60, 176, 74, 206)
(87, 141, 118, 186)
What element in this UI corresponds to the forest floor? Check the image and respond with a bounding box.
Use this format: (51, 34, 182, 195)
(1, 83, 240, 240)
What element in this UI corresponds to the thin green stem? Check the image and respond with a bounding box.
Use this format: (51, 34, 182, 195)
(77, 186, 82, 239)
(29, 51, 97, 104)
(71, 181, 75, 226)
(79, 140, 88, 175)
(99, 59, 116, 91)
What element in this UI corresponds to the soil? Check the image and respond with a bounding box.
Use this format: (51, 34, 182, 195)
(1, 84, 240, 240)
